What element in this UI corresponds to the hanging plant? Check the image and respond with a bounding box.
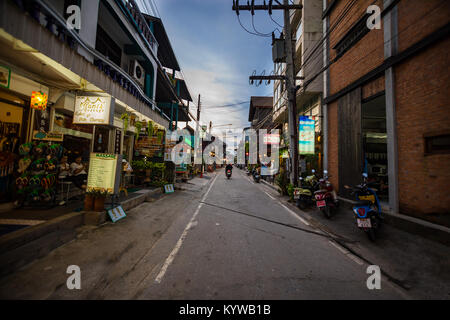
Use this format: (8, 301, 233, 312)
(157, 130, 164, 143)
(120, 113, 129, 132)
(147, 121, 153, 137)
(135, 121, 143, 139)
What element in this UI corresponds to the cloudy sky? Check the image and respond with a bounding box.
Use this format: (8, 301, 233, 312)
(138, 0, 283, 141)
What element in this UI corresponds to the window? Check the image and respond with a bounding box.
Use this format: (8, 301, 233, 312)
(95, 25, 122, 67)
(296, 21, 303, 42)
(425, 134, 450, 155)
(333, 13, 370, 58)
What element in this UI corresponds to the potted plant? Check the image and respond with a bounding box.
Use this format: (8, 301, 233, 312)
(84, 190, 95, 211)
(144, 161, 153, 183)
(94, 188, 108, 212)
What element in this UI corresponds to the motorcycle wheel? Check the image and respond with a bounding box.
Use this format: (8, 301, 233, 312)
(296, 198, 307, 210)
(321, 206, 332, 219)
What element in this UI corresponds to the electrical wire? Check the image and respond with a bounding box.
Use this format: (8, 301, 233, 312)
(237, 14, 272, 37)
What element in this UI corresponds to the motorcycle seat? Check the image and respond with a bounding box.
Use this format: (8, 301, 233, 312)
(355, 200, 372, 207)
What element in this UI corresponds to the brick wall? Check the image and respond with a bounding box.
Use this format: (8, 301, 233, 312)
(395, 36, 450, 224)
(397, 0, 450, 53)
(328, 0, 384, 95)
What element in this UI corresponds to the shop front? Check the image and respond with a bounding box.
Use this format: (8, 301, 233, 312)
(298, 99, 323, 176)
(0, 66, 51, 204)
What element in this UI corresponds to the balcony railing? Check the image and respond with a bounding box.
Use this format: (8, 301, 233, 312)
(120, 0, 159, 55)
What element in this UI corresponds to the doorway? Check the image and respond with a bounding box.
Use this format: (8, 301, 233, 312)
(362, 94, 388, 202)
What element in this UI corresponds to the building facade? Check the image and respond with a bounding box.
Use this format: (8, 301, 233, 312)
(0, 0, 192, 203)
(323, 0, 450, 226)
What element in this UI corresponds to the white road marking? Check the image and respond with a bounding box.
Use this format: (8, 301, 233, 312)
(329, 240, 364, 266)
(264, 191, 276, 200)
(155, 174, 218, 283)
(280, 204, 310, 226)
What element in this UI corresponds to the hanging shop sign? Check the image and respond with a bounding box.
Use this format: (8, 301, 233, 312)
(73, 96, 115, 125)
(32, 131, 64, 142)
(30, 91, 48, 110)
(86, 153, 122, 194)
(114, 130, 122, 155)
(263, 134, 280, 145)
(0, 65, 11, 89)
(299, 116, 315, 154)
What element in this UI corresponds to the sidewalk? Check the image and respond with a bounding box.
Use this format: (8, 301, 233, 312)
(0, 187, 162, 278)
(260, 177, 450, 299)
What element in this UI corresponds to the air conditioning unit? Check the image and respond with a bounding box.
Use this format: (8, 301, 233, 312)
(130, 60, 146, 88)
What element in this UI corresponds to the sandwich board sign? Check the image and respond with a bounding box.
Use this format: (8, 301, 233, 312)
(164, 184, 174, 194)
(107, 205, 126, 223)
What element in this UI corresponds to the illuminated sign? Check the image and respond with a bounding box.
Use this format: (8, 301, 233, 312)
(299, 116, 315, 154)
(73, 96, 115, 125)
(263, 134, 280, 145)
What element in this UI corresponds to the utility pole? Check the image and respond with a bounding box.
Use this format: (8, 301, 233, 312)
(196, 94, 204, 177)
(283, 0, 299, 186)
(232, 0, 301, 186)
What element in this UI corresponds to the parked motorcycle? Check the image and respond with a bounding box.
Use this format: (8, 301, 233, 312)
(345, 173, 382, 241)
(253, 169, 261, 183)
(314, 170, 339, 219)
(294, 170, 319, 209)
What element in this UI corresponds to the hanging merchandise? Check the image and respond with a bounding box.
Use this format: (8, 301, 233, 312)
(14, 141, 62, 208)
(30, 91, 48, 111)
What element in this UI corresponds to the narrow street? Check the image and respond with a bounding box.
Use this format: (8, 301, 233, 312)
(0, 169, 406, 299)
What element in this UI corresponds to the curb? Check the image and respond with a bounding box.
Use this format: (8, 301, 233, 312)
(0, 188, 163, 279)
(261, 179, 281, 193)
(0, 212, 83, 278)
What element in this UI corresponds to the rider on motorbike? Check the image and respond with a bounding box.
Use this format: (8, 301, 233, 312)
(225, 163, 233, 174)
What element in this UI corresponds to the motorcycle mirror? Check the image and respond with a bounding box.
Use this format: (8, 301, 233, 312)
(344, 185, 351, 189)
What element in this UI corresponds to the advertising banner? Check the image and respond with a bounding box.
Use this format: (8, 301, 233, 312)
(299, 116, 315, 154)
(263, 134, 280, 145)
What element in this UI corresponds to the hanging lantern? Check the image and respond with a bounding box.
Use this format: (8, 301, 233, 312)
(30, 91, 48, 110)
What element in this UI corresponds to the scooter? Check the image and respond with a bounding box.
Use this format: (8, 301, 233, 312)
(314, 170, 339, 219)
(226, 169, 232, 179)
(294, 170, 319, 210)
(345, 173, 382, 241)
(253, 169, 261, 183)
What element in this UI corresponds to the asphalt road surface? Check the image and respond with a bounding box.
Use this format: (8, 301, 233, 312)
(0, 169, 407, 299)
(139, 169, 405, 299)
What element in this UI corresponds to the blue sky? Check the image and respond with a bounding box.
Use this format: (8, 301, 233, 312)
(139, 0, 283, 134)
